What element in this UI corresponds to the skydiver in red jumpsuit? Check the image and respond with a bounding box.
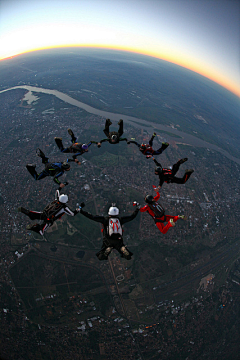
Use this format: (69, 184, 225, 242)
(139, 187, 187, 234)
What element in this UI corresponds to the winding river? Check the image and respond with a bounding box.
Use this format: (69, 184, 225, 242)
(1, 85, 240, 165)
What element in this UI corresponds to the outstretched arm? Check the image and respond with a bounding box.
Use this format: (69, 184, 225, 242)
(152, 157, 161, 167)
(80, 209, 105, 223)
(64, 206, 79, 216)
(121, 208, 139, 224)
(53, 172, 64, 185)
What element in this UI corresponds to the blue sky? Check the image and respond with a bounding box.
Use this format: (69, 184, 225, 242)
(0, 0, 239, 96)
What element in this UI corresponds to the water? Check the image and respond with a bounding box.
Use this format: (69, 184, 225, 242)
(1, 85, 240, 165)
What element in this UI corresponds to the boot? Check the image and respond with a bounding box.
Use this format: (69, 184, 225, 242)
(105, 118, 112, 126)
(185, 169, 194, 174)
(26, 223, 40, 232)
(67, 129, 77, 142)
(178, 158, 188, 164)
(118, 119, 123, 126)
(54, 137, 64, 151)
(26, 164, 37, 179)
(67, 128, 74, 137)
(120, 246, 133, 260)
(178, 215, 187, 220)
(18, 207, 30, 216)
(104, 247, 113, 256)
(96, 250, 109, 261)
(36, 148, 45, 158)
(161, 142, 169, 150)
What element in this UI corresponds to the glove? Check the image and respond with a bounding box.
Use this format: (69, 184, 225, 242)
(63, 181, 68, 186)
(133, 201, 140, 207)
(80, 202, 85, 208)
(146, 155, 152, 159)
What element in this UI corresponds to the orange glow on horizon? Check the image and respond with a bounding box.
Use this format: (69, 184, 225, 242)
(1, 44, 240, 98)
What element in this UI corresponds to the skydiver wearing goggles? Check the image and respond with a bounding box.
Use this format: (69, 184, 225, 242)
(127, 132, 169, 158)
(152, 157, 194, 188)
(55, 128, 97, 164)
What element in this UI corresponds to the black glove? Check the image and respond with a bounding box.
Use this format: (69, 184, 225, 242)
(63, 181, 68, 186)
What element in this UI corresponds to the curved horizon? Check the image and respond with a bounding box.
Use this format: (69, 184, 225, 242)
(1, 45, 240, 99)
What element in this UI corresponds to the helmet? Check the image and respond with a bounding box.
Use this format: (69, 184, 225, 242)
(82, 144, 88, 151)
(155, 166, 162, 174)
(62, 162, 70, 170)
(145, 195, 154, 204)
(59, 194, 68, 204)
(108, 206, 119, 216)
(111, 134, 117, 142)
(140, 144, 146, 151)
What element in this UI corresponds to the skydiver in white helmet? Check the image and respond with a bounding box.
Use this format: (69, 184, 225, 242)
(18, 190, 82, 236)
(79, 202, 140, 260)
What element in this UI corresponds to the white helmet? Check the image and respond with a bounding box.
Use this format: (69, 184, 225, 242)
(108, 206, 119, 216)
(59, 194, 68, 204)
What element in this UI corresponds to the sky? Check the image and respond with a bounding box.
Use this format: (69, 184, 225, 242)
(0, 0, 240, 97)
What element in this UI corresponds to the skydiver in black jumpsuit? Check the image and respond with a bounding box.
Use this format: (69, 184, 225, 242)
(97, 119, 128, 147)
(18, 190, 81, 235)
(80, 204, 139, 260)
(152, 157, 194, 188)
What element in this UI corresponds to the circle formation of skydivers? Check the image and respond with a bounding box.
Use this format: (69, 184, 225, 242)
(19, 119, 194, 261)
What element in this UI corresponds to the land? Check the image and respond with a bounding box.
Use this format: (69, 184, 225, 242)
(0, 64, 240, 359)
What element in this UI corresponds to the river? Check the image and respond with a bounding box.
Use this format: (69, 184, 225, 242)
(1, 85, 240, 165)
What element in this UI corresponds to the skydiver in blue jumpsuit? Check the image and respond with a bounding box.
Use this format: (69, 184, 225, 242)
(26, 148, 73, 190)
(55, 128, 97, 163)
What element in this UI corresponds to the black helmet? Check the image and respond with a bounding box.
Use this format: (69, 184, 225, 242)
(62, 162, 70, 170)
(155, 166, 162, 174)
(145, 195, 154, 204)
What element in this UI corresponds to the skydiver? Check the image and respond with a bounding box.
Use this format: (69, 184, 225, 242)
(97, 119, 128, 147)
(26, 148, 73, 190)
(127, 132, 169, 157)
(139, 187, 187, 234)
(152, 157, 194, 188)
(55, 128, 97, 163)
(18, 190, 81, 236)
(80, 203, 140, 260)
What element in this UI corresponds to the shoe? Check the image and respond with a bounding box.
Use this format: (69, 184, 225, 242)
(185, 169, 194, 174)
(178, 215, 187, 220)
(179, 158, 188, 164)
(18, 207, 30, 215)
(104, 247, 113, 256)
(54, 137, 62, 141)
(153, 132, 156, 137)
(36, 148, 45, 158)
(67, 129, 74, 137)
(161, 142, 169, 150)
(118, 119, 123, 125)
(26, 224, 37, 230)
(106, 118, 112, 125)
(169, 219, 175, 227)
(121, 246, 130, 256)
